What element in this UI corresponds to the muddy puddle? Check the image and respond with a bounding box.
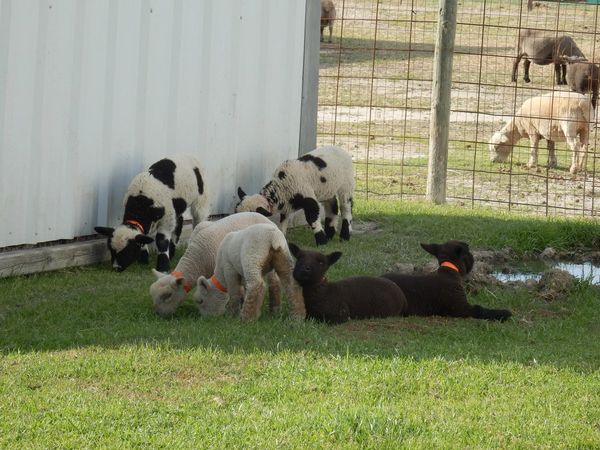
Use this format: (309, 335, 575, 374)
(493, 261, 600, 284)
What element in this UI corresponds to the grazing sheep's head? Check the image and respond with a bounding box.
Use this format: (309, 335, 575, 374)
(194, 275, 229, 316)
(288, 242, 342, 287)
(94, 225, 154, 272)
(234, 187, 272, 217)
(488, 131, 513, 163)
(420, 240, 474, 276)
(150, 269, 189, 317)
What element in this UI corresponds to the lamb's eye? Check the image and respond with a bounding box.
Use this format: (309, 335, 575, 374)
(160, 294, 171, 302)
(319, 261, 325, 265)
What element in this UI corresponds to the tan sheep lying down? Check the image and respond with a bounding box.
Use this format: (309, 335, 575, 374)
(150, 212, 278, 317)
(194, 223, 305, 321)
(489, 91, 592, 174)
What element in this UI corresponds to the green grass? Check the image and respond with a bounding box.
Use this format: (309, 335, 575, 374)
(1, 199, 600, 448)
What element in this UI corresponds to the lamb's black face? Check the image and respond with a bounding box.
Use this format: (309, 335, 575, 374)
(111, 239, 142, 272)
(420, 240, 474, 275)
(288, 243, 342, 286)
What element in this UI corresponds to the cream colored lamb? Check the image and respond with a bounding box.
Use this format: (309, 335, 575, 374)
(489, 91, 592, 174)
(193, 223, 305, 321)
(150, 212, 277, 317)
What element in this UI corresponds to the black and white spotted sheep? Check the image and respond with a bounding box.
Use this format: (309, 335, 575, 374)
(95, 154, 209, 273)
(235, 145, 354, 246)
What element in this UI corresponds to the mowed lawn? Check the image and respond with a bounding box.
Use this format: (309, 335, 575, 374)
(1, 200, 600, 448)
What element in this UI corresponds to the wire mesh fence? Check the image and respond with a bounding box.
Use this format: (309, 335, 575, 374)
(317, 0, 600, 217)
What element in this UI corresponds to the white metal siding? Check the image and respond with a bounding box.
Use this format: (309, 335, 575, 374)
(0, 0, 307, 247)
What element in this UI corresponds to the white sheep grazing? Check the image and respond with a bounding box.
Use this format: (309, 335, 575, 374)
(95, 154, 209, 272)
(149, 212, 277, 317)
(193, 223, 305, 321)
(235, 145, 355, 246)
(489, 91, 592, 174)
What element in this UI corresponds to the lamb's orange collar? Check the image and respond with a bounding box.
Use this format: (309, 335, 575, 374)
(210, 275, 228, 293)
(126, 219, 145, 234)
(440, 261, 460, 273)
(171, 271, 192, 293)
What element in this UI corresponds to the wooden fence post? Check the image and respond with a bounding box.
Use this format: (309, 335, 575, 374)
(427, 0, 458, 204)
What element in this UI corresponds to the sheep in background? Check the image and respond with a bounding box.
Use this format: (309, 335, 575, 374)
(95, 154, 209, 272)
(488, 91, 592, 174)
(321, 0, 336, 43)
(565, 58, 599, 109)
(194, 223, 305, 321)
(149, 212, 276, 317)
(289, 244, 407, 324)
(512, 29, 585, 85)
(236, 145, 355, 246)
(382, 241, 512, 321)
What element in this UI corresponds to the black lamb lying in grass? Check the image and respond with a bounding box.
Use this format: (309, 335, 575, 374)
(289, 243, 407, 324)
(381, 240, 512, 321)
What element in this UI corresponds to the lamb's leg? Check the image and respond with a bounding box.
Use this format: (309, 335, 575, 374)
(338, 193, 353, 241)
(273, 251, 305, 320)
(554, 63, 564, 85)
(523, 59, 531, 83)
(240, 279, 265, 321)
(139, 244, 149, 264)
(169, 215, 184, 259)
(468, 304, 512, 321)
(547, 140, 557, 169)
(512, 53, 523, 82)
(296, 195, 327, 245)
(323, 197, 339, 240)
(266, 270, 281, 314)
(527, 135, 540, 169)
(320, 25, 324, 42)
(189, 199, 208, 228)
(328, 22, 333, 43)
(155, 232, 172, 273)
(561, 64, 567, 85)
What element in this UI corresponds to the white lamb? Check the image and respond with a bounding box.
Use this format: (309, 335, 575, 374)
(95, 154, 209, 272)
(489, 91, 592, 174)
(235, 145, 355, 246)
(193, 223, 305, 321)
(150, 212, 277, 317)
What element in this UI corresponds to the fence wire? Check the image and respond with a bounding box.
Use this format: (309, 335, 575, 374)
(317, 0, 600, 217)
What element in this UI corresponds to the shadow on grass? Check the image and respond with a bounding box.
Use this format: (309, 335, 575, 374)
(1, 206, 599, 372)
(319, 38, 514, 68)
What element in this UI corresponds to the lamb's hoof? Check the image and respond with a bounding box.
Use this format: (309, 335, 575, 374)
(497, 310, 513, 322)
(314, 231, 328, 246)
(548, 161, 558, 169)
(156, 254, 170, 273)
(340, 219, 351, 241)
(524, 77, 531, 83)
(570, 166, 579, 175)
(138, 250, 149, 265)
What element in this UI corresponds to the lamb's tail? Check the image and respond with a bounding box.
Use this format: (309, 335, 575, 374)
(269, 228, 289, 254)
(527, 0, 533, 11)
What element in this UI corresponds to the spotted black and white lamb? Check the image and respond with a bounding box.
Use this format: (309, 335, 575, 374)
(95, 154, 209, 273)
(235, 145, 355, 246)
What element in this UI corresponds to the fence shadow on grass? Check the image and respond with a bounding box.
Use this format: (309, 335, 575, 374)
(0, 208, 599, 372)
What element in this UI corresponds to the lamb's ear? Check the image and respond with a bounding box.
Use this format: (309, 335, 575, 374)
(256, 207, 272, 217)
(237, 187, 246, 200)
(327, 251, 343, 266)
(420, 243, 439, 257)
(94, 226, 114, 237)
(135, 235, 154, 245)
(288, 242, 301, 258)
(152, 268, 167, 280)
(196, 276, 209, 292)
(500, 134, 510, 144)
(170, 277, 183, 289)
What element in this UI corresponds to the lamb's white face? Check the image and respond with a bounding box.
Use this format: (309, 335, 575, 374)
(150, 269, 188, 317)
(488, 131, 513, 163)
(235, 194, 271, 215)
(194, 276, 229, 316)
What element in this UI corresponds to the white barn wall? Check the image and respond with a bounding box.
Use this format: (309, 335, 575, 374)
(0, 0, 308, 247)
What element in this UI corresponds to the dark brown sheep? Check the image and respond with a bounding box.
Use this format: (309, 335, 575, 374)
(566, 59, 599, 109)
(320, 0, 336, 43)
(289, 243, 407, 324)
(381, 241, 512, 321)
(512, 29, 585, 85)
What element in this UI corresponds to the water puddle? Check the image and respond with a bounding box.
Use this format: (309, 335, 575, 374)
(492, 261, 600, 285)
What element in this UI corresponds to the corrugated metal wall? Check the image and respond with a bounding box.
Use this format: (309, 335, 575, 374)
(0, 0, 308, 247)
